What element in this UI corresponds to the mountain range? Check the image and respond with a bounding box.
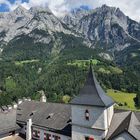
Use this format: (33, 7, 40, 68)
(0, 4, 140, 107)
(0, 4, 140, 63)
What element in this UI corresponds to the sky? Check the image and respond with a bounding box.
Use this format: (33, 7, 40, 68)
(0, 0, 140, 22)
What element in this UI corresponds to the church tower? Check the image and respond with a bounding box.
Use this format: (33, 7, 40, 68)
(71, 63, 115, 140)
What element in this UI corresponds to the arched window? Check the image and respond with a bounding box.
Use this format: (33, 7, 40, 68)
(85, 110, 90, 120)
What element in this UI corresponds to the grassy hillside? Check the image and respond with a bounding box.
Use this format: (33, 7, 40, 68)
(0, 41, 140, 109)
(107, 89, 139, 111)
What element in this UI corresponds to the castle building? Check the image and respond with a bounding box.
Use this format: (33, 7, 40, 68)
(0, 64, 140, 140)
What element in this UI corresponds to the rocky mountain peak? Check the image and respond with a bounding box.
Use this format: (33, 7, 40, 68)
(71, 7, 89, 15)
(63, 5, 140, 50)
(100, 4, 113, 11)
(0, 4, 140, 53)
(29, 6, 52, 15)
(13, 5, 28, 15)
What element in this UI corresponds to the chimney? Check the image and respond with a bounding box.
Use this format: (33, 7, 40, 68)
(26, 118, 32, 140)
(39, 90, 47, 103)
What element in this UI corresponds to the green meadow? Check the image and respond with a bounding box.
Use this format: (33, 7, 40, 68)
(107, 89, 139, 111)
(15, 59, 39, 66)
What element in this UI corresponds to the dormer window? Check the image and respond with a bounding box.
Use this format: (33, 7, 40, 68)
(85, 110, 90, 121)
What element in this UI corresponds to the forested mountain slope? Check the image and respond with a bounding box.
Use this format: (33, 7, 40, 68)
(0, 5, 140, 108)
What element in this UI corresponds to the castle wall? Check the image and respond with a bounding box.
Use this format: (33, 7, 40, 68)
(72, 125, 105, 140)
(72, 105, 108, 130)
(71, 105, 109, 140)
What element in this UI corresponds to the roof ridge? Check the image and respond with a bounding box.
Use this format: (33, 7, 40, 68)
(22, 100, 70, 106)
(128, 112, 133, 130)
(128, 112, 140, 134)
(91, 67, 105, 106)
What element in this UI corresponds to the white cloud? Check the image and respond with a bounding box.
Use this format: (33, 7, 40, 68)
(0, 0, 23, 11)
(0, 0, 11, 9)
(64, 0, 140, 21)
(101, 0, 140, 22)
(27, 0, 68, 17)
(0, 0, 140, 21)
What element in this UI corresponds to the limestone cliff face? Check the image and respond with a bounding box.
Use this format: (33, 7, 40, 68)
(0, 5, 140, 57)
(63, 5, 140, 51)
(0, 5, 71, 46)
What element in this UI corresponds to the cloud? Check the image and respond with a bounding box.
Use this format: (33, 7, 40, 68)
(64, 0, 140, 21)
(101, 0, 140, 22)
(0, 0, 140, 21)
(0, 0, 11, 8)
(27, 0, 68, 17)
(0, 0, 24, 11)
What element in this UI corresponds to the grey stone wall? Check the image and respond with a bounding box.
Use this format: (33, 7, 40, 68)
(72, 125, 105, 140)
(72, 105, 107, 130)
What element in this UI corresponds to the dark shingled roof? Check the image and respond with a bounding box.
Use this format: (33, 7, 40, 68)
(106, 111, 140, 140)
(71, 65, 114, 107)
(0, 109, 20, 135)
(134, 111, 140, 122)
(1, 106, 8, 111)
(16, 101, 71, 136)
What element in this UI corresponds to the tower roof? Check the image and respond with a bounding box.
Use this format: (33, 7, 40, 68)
(71, 64, 115, 107)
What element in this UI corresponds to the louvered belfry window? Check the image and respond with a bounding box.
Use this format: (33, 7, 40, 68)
(85, 110, 90, 120)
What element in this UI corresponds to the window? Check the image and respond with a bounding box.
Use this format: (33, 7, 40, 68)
(52, 135, 61, 140)
(85, 110, 90, 120)
(85, 136, 94, 140)
(32, 130, 40, 138)
(37, 131, 40, 138)
(44, 133, 47, 140)
(44, 133, 61, 140)
(44, 133, 51, 140)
